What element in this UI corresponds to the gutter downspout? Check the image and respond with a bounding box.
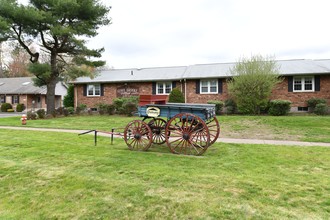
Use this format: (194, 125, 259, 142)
(184, 79, 187, 103)
(75, 85, 78, 108)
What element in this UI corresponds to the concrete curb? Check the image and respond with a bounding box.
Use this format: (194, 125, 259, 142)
(1, 126, 330, 147)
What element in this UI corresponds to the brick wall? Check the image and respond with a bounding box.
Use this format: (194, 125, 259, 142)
(184, 79, 229, 103)
(271, 75, 330, 108)
(74, 75, 330, 109)
(75, 82, 154, 108)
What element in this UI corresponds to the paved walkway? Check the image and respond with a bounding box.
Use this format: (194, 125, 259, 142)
(1, 126, 330, 147)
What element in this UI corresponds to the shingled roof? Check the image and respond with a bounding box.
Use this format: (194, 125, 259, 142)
(0, 77, 66, 95)
(73, 59, 330, 84)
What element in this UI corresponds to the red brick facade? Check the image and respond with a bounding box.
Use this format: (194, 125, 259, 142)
(271, 75, 330, 108)
(75, 82, 153, 108)
(74, 75, 330, 111)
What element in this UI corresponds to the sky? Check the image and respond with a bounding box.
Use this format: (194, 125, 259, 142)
(18, 0, 330, 69)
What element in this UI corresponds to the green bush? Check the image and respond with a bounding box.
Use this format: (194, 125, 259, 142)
(314, 103, 328, 115)
(113, 97, 139, 114)
(224, 99, 237, 114)
(97, 103, 115, 115)
(27, 111, 37, 120)
(76, 104, 87, 114)
(207, 100, 224, 115)
(307, 98, 327, 112)
(123, 102, 137, 116)
(63, 84, 74, 107)
(168, 88, 185, 103)
(36, 109, 46, 119)
(16, 103, 25, 112)
(67, 107, 75, 114)
(1, 103, 12, 112)
(268, 100, 291, 116)
(7, 109, 14, 112)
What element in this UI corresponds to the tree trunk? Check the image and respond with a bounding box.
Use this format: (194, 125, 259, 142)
(47, 50, 58, 114)
(46, 79, 56, 114)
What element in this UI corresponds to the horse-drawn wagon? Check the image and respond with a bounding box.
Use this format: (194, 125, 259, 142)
(123, 95, 220, 156)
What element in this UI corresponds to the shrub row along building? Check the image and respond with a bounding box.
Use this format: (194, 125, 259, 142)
(72, 59, 330, 113)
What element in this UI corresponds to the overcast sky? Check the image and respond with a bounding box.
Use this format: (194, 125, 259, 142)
(19, 0, 330, 69)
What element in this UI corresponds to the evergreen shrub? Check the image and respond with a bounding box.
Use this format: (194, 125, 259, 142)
(314, 103, 328, 115)
(168, 88, 185, 103)
(113, 97, 139, 114)
(1, 103, 12, 112)
(224, 99, 237, 114)
(268, 100, 291, 116)
(36, 109, 46, 119)
(27, 111, 37, 120)
(16, 103, 25, 112)
(307, 98, 327, 112)
(207, 100, 224, 115)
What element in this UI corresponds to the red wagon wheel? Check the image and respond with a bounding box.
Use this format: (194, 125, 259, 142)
(165, 113, 210, 156)
(124, 120, 152, 151)
(147, 118, 167, 145)
(205, 116, 220, 145)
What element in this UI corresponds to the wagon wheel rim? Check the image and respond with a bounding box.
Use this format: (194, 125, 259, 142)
(147, 118, 167, 145)
(165, 113, 210, 156)
(124, 120, 152, 151)
(205, 116, 220, 145)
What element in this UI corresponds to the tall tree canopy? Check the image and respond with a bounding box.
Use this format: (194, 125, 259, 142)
(227, 55, 282, 114)
(0, 0, 111, 113)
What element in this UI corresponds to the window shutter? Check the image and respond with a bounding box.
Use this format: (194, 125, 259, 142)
(100, 84, 104, 96)
(315, 75, 320, 91)
(12, 96, 14, 104)
(83, 85, 87, 96)
(288, 76, 293, 92)
(196, 80, 200, 94)
(218, 79, 223, 94)
(152, 82, 156, 95)
(172, 81, 176, 89)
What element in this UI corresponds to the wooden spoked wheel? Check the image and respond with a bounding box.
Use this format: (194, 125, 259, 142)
(147, 118, 167, 145)
(124, 120, 152, 151)
(165, 113, 210, 156)
(205, 116, 220, 145)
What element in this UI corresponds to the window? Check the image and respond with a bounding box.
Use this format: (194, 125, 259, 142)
(200, 79, 218, 94)
(298, 107, 308, 111)
(87, 84, 101, 96)
(12, 95, 19, 104)
(156, 82, 172, 94)
(293, 76, 314, 92)
(0, 95, 5, 103)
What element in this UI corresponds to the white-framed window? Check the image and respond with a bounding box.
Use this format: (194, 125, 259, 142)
(156, 82, 172, 94)
(293, 76, 314, 92)
(200, 79, 218, 94)
(87, 84, 101, 96)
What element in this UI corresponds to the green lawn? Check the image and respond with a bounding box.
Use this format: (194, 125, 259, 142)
(0, 129, 329, 219)
(1, 114, 330, 142)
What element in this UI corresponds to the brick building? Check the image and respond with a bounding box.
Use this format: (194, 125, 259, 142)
(72, 59, 330, 112)
(0, 77, 67, 111)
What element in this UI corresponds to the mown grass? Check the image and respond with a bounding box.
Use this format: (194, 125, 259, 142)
(0, 114, 329, 142)
(0, 129, 329, 219)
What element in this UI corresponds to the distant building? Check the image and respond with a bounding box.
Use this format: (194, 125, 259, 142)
(72, 59, 330, 112)
(0, 77, 67, 111)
